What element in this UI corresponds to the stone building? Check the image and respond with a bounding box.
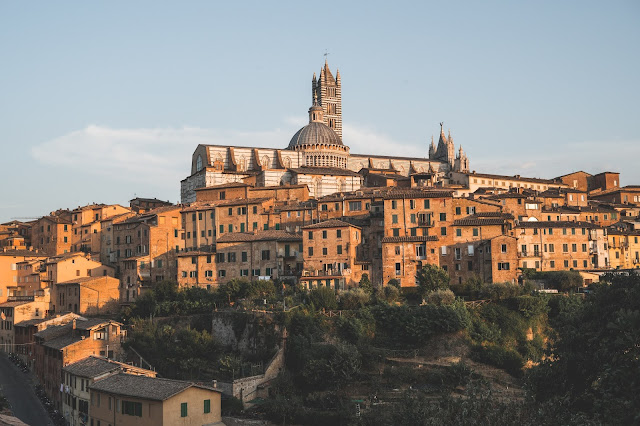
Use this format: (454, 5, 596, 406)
(34, 317, 124, 409)
(181, 61, 469, 203)
(214, 230, 303, 284)
(515, 221, 607, 271)
(62, 356, 157, 426)
(52, 276, 120, 316)
(301, 219, 365, 289)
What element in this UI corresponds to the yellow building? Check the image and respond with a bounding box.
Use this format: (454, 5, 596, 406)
(89, 373, 222, 426)
(607, 230, 640, 269)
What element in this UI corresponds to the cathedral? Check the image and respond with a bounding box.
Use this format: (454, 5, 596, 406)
(181, 60, 470, 202)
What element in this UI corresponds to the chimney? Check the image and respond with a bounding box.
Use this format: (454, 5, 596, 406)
(212, 380, 217, 389)
(72, 319, 77, 330)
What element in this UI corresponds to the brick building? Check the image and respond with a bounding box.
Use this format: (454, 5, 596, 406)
(53, 276, 120, 315)
(32, 214, 72, 256)
(215, 230, 303, 284)
(301, 220, 364, 289)
(34, 318, 124, 409)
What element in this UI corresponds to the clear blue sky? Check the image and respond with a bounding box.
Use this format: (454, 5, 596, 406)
(1, 1, 638, 222)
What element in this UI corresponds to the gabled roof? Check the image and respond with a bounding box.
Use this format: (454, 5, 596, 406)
(453, 218, 507, 227)
(89, 373, 218, 401)
(63, 356, 127, 378)
(516, 221, 601, 229)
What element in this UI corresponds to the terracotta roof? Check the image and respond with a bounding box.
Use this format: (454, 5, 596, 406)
(516, 221, 601, 229)
(0, 249, 47, 258)
(474, 211, 514, 219)
(217, 230, 301, 244)
(302, 219, 360, 229)
(89, 373, 218, 401)
(382, 236, 439, 243)
(0, 301, 30, 308)
(466, 172, 561, 185)
(63, 356, 131, 378)
(382, 190, 454, 200)
(214, 197, 272, 207)
(453, 218, 506, 226)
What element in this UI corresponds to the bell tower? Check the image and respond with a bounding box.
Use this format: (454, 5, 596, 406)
(312, 59, 342, 141)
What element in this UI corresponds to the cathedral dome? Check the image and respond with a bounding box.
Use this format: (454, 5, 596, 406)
(287, 121, 343, 150)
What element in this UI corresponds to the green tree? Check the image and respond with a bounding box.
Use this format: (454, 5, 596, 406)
(527, 274, 640, 424)
(359, 273, 373, 293)
(416, 264, 450, 297)
(308, 286, 338, 311)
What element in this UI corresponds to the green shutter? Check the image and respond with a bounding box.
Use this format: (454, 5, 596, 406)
(204, 399, 211, 414)
(181, 402, 188, 417)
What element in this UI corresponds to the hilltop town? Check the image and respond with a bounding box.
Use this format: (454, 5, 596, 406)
(1, 62, 639, 425)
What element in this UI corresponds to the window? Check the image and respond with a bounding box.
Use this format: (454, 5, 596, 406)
(395, 246, 401, 255)
(550, 260, 555, 268)
(395, 262, 401, 275)
(440, 227, 447, 236)
(308, 231, 313, 240)
(240, 269, 249, 276)
(472, 228, 479, 237)
(392, 228, 400, 237)
(218, 270, 226, 277)
(456, 228, 461, 237)
(322, 248, 327, 256)
(241, 252, 248, 262)
(454, 247, 461, 260)
(468, 245, 474, 256)
(549, 244, 555, 253)
(205, 270, 213, 277)
(424, 200, 430, 209)
(501, 244, 507, 253)
(228, 252, 236, 262)
(455, 207, 461, 215)
(466, 206, 476, 214)
(122, 400, 142, 417)
(337, 245, 342, 254)
(391, 200, 397, 209)
(336, 229, 342, 238)
(562, 244, 569, 253)
(571, 244, 577, 252)
(252, 269, 260, 276)
(228, 224, 233, 233)
(308, 247, 314, 256)
(322, 230, 327, 239)
(261, 250, 270, 260)
(181, 402, 188, 417)
(204, 399, 211, 414)
(439, 213, 446, 221)
(392, 214, 398, 224)
(349, 201, 362, 211)
(497, 262, 510, 270)
(228, 208, 233, 216)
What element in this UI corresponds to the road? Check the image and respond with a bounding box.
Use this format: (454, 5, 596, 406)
(0, 353, 53, 426)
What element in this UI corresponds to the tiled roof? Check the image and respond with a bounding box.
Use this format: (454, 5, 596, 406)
(466, 172, 560, 185)
(214, 197, 272, 207)
(217, 230, 302, 244)
(0, 249, 47, 258)
(0, 301, 30, 308)
(302, 219, 359, 229)
(63, 356, 123, 378)
(89, 373, 218, 401)
(516, 221, 601, 229)
(382, 236, 439, 243)
(43, 334, 82, 350)
(474, 211, 514, 219)
(382, 190, 454, 200)
(453, 218, 506, 226)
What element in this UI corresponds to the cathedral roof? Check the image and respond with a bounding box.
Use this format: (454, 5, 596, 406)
(287, 122, 343, 149)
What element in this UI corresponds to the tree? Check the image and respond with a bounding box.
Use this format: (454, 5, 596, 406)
(359, 273, 373, 293)
(308, 286, 338, 311)
(416, 264, 449, 297)
(527, 274, 640, 424)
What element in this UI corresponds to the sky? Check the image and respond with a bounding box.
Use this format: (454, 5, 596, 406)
(1, 1, 639, 223)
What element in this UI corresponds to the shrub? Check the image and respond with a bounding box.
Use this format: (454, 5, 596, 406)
(308, 286, 338, 311)
(340, 288, 370, 310)
(221, 396, 244, 415)
(470, 344, 524, 376)
(426, 289, 456, 305)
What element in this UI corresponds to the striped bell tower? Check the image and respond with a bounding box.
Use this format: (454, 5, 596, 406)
(312, 59, 342, 141)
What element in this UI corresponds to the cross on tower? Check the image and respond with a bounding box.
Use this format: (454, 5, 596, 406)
(324, 50, 329, 61)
